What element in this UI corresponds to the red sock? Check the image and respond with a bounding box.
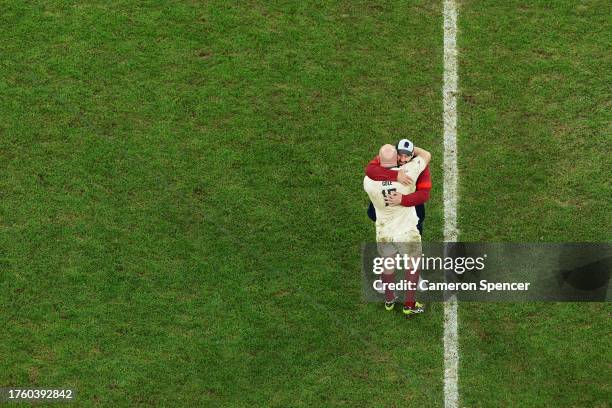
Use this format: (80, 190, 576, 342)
(381, 272, 396, 302)
(404, 268, 419, 308)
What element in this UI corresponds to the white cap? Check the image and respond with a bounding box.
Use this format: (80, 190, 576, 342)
(397, 139, 414, 155)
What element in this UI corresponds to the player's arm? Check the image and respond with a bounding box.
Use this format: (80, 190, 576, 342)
(384, 166, 432, 207)
(365, 156, 413, 185)
(400, 166, 432, 206)
(364, 156, 399, 181)
(413, 147, 432, 165)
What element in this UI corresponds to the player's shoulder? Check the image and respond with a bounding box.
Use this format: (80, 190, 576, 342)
(363, 175, 381, 187)
(402, 156, 426, 169)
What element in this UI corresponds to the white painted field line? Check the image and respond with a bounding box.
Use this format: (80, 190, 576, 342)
(442, 0, 459, 407)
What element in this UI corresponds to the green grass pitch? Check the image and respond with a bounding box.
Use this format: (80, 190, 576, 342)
(0, 1, 610, 406)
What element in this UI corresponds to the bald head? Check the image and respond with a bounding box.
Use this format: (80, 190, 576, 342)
(379, 144, 397, 168)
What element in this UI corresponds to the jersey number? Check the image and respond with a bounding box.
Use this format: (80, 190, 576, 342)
(382, 188, 397, 206)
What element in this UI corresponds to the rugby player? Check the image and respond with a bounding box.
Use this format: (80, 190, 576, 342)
(363, 144, 431, 316)
(365, 139, 432, 236)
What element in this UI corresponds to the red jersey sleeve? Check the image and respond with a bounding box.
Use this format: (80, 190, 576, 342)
(400, 166, 432, 207)
(364, 156, 399, 181)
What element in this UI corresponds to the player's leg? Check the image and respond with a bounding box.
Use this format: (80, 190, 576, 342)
(382, 266, 397, 310)
(403, 266, 419, 309)
(415, 204, 425, 236)
(377, 241, 398, 310)
(400, 239, 425, 316)
(367, 201, 376, 222)
(402, 267, 425, 316)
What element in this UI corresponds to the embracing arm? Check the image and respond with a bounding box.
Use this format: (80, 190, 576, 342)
(400, 166, 432, 206)
(364, 156, 398, 181)
(365, 156, 413, 185)
(384, 166, 433, 207)
(413, 147, 431, 165)
(365, 146, 430, 185)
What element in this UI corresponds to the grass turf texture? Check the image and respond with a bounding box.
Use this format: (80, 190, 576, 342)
(0, 1, 444, 406)
(458, 0, 611, 406)
(0, 0, 610, 407)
